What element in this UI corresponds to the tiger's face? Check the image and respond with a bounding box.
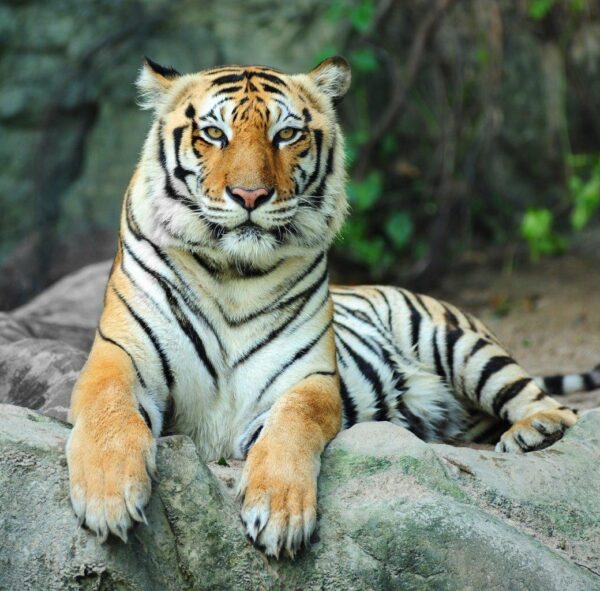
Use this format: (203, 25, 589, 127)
(134, 57, 351, 267)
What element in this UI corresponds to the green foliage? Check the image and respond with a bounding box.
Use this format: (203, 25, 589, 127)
(348, 171, 382, 211)
(316, 1, 600, 277)
(385, 212, 413, 251)
(528, 0, 585, 20)
(348, 48, 378, 73)
(520, 208, 567, 261)
(568, 154, 600, 231)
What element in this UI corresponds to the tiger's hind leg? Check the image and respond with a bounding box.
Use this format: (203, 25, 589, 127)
(434, 325, 578, 453)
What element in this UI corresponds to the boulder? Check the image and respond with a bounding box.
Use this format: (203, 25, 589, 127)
(0, 261, 109, 419)
(1, 403, 599, 591)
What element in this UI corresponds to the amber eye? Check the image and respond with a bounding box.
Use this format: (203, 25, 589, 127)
(203, 126, 225, 140)
(275, 127, 300, 144)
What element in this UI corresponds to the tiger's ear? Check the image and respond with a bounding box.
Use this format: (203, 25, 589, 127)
(308, 56, 351, 105)
(136, 57, 181, 111)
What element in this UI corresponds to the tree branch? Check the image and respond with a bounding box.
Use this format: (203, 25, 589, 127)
(354, 0, 458, 179)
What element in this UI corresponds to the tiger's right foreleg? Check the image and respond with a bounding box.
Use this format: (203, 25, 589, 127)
(435, 325, 578, 452)
(66, 334, 156, 542)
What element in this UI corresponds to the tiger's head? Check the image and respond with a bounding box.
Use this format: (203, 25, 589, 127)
(133, 57, 351, 268)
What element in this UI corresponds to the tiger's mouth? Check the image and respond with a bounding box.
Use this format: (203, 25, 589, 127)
(236, 221, 263, 237)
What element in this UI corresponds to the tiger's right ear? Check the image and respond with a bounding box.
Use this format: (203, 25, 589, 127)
(136, 57, 181, 111)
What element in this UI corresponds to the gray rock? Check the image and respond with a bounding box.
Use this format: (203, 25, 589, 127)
(11, 260, 111, 352)
(1, 403, 599, 591)
(0, 262, 110, 420)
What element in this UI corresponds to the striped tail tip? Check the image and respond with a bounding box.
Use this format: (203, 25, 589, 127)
(535, 363, 600, 395)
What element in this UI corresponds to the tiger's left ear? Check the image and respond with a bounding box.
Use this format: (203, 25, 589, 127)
(308, 56, 352, 105)
(136, 57, 181, 111)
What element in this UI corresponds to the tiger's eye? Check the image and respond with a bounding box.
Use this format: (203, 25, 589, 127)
(277, 128, 296, 141)
(205, 127, 224, 140)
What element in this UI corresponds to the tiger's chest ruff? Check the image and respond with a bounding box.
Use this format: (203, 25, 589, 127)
(123, 244, 333, 461)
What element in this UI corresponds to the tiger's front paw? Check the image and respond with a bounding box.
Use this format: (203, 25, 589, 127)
(495, 408, 578, 453)
(238, 441, 318, 559)
(66, 411, 155, 542)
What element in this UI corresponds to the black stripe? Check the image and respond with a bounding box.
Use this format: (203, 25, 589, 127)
(413, 293, 433, 320)
(185, 104, 195, 119)
(445, 328, 462, 388)
(442, 303, 460, 329)
(172, 126, 194, 182)
(335, 333, 389, 421)
(333, 315, 381, 358)
(243, 426, 263, 456)
(211, 73, 245, 85)
(113, 287, 174, 390)
(303, 370, 336, 379)
(97, 327, 146, 389)
(138, 405, 153, 431)
(232, 275, 328, 367)
(475, 356, 515, 401)
(339, 376, 358, 427)
(122, 242, 217, 383)
(192, 252, 221, 276)
(304, 129, 323, 193)
(157, 125, 199, 212)
(261, 83, 284, 95)
(492, 378, 532, 416)
(124, 202, 225, 352)
(332, 290, 387, 332)
(541, 374, 564, 394)
(398, 290, 422, 356)
(373, 288, 393, 329)
(432, 327, 446, 382)
(214, 85, 243, 96)
(256, 321, 332, 401)
(227, 253, 325, 327)
(395, 395, 428, 440)
(469, 338, 489, 358)
(311, 135, 336, 207)
(252, 71, 288, 87)
(583, 373, 595, 391)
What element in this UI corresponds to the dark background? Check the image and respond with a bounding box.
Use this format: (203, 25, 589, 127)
(1, 0, 599, 309)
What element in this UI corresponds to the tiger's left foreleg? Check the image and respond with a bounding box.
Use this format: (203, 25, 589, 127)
(238, 373, 342, 558)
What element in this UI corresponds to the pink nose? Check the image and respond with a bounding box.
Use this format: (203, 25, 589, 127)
(228, 186, 272, 210)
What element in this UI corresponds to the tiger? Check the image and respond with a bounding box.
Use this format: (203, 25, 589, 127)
(66, 56, 600, 559)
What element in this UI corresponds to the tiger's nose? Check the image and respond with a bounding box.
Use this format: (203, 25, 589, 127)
(226, 186, 273, 211)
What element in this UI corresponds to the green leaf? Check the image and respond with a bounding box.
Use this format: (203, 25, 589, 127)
(349, 48, 378, 72)
(569, 156, 600, 230)
(475, 47, 490, 64)
(350, 0, 375, 32)
(380, 133, 398, 157)
(520, 207, 566, 261)
(348, 171, 382, 211)
(385, 211, 413, 250)
(528, 0, 555, 20)
(325, 0, 345, 23)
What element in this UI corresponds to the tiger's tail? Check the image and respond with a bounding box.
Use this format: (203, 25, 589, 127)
(534, 363, 600, 395)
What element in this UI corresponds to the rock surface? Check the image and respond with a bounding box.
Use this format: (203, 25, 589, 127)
(0, 261, 109, 419)
(1, 403, 599, 591)
(1, 262, 600, 589)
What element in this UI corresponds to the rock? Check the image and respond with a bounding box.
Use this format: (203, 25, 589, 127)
(11, 260, 111, 352)
(0, 262, 110, 420)
(1, 403, 599, 590)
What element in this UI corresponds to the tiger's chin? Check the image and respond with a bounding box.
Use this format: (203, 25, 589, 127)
(219, 224, 282, 266)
